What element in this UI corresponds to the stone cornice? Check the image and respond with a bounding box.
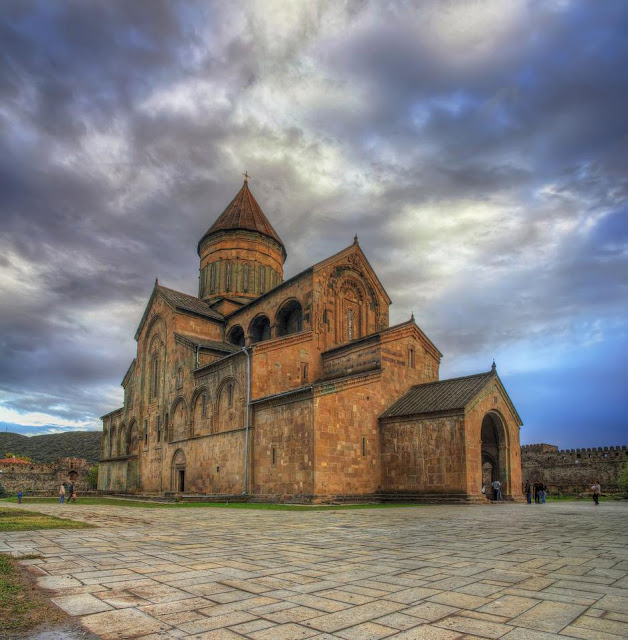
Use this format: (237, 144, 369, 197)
(313, 369, 382, 397)
(251, 330, 313, 355)
(251, 386, 313, 409)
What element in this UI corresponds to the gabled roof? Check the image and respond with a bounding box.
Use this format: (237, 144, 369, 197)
(174, 332, 240, 354)
(381, 371, 495, 419)
(314, 239, 392, 305)
(121, 359, 136, 387)
(134, 283, 224, 340)
(198, 181, 285, 256)
(157, 285, 223, 320)
(0, 457, 30, 465)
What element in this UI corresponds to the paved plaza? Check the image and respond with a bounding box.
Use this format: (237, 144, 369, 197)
(1, 501, 628, 639)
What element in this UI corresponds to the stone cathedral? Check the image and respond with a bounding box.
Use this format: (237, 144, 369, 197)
(99, 178, 523, 502)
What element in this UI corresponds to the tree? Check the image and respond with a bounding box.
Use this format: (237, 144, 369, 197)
(86, 465, 99, 489)
(619, 462, 628, 493)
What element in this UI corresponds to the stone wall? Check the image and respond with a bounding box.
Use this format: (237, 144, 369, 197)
(0, 458, 92, 494)
(521, 443, 628, 493)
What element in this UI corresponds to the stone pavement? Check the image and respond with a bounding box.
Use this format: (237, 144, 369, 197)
(1, 501, 628, 640)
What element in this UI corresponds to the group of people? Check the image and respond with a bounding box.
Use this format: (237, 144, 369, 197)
(524, 480, 547, 504)
(58, 483, 77, 504)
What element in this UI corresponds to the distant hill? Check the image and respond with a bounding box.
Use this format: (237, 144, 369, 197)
(0, 431, 102, 464)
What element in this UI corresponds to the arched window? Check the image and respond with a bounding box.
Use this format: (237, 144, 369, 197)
(202, 394, 207, 418)
(226, 262, 231, 291)
(249, 315, 271, 344)
(176, 367, 182, 388)
(156, 416, 162, 443)
(228, 383, 234, 407)
(347, 309, 354, 341)
(151, 354, 160, 399)
(276, 300, 303, 336)
(408, 347, 415, 368)
(227, 325, 245, 346)
(260, 267, 266, 293)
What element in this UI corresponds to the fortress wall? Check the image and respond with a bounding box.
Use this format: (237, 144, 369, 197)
(0, 458, 92, 494)
(521, 444, 627, 493)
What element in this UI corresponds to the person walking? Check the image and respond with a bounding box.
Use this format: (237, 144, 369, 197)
(17, 490, 22, 504)
(540, 482, 547, 504)
(58, 484, 66, 504)
(491, 479, 501, 501)
(524, 480, 532, 504)
(67, 483, 75, 503)
(592, 481, 601, 506)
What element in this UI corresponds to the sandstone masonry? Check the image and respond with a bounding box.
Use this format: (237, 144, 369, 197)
(522, 443, 628, 493)
(99, 179, 523, 502)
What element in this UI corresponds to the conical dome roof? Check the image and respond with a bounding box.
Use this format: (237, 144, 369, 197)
(198, 181, 285, 256)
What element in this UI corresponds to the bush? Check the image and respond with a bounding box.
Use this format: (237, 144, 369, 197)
(619, 462, 628, 493)
(0, 481, 8, 498)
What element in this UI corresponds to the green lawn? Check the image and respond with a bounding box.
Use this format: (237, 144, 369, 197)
(2, 496, 423, 510)
(0, 507, 93, 532)
(0, 553, 71, 635)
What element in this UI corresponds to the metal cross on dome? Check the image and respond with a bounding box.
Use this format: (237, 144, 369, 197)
(242, 171, 251, 183)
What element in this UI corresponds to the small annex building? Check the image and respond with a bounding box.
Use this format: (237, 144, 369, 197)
(99, 178, 523, 501)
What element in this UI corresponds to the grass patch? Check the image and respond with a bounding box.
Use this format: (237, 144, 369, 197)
(0, 508, 93, 531)
(2, 497, 424, 510)
(0, 554, 68, 635)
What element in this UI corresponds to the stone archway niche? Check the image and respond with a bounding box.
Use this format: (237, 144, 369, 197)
(480, 411, 510, 496)
(171, 450, 186, 493)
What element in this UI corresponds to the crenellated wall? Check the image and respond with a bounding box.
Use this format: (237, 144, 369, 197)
(521, 443, 627, 493)
(0, 457, 92, 494)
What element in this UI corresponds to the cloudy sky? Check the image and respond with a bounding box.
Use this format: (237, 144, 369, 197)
(1, 1, 626, 449)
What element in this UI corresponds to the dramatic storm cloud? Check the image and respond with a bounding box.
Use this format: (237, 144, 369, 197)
(1, 0, 626, 448)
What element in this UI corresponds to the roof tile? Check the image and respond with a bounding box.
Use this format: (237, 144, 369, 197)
(381, 371, 493, 418)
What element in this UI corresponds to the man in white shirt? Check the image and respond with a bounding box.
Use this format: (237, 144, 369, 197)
(491, 479, 502, 501)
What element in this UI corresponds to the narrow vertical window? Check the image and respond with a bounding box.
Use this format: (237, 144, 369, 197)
(144, 419, 148, 446)
(151, 356, 159, 398)
(260, 267, 266, 293)
(228, 383, 234, 407)
(177, 367, 182, 388)
(302, 363, 308, 381)
(347, 309, 354, 341)
(362, 437, 367, 457)
(408, 347, 415, 368)
(271, 446, 277, 466)
(243, 264, 249, 292)
(210, 263, 216, 293)
(226, 262, 231, 291)
(157, 416, 161, 443)
(202, 394, 207, 418)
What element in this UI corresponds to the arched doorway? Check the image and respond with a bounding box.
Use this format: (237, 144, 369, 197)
(172, 450, 186, 493)
(481, 412, 509, 496)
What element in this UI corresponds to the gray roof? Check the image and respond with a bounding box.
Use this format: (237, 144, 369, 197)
(174, 332, 240, 354)
(380, 371, 494, 419)
(157, 285, 223, 321)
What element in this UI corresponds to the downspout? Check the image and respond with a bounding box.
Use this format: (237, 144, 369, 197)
(242, 346, 251, 495)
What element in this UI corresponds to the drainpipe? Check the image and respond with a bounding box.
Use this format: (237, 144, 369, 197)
(242, 346, 251, 495)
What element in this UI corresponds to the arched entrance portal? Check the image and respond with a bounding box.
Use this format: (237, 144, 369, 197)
(171, 450, 186, 493)
(481, 412, 509, 497)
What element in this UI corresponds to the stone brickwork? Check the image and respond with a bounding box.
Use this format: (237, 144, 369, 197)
(0, 457, 92, 494)
(521, 443, 628, 493)
(99, 180, 523, 501)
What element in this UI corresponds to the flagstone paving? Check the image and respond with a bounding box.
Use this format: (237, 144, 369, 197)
(1, 501, 627, 639)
